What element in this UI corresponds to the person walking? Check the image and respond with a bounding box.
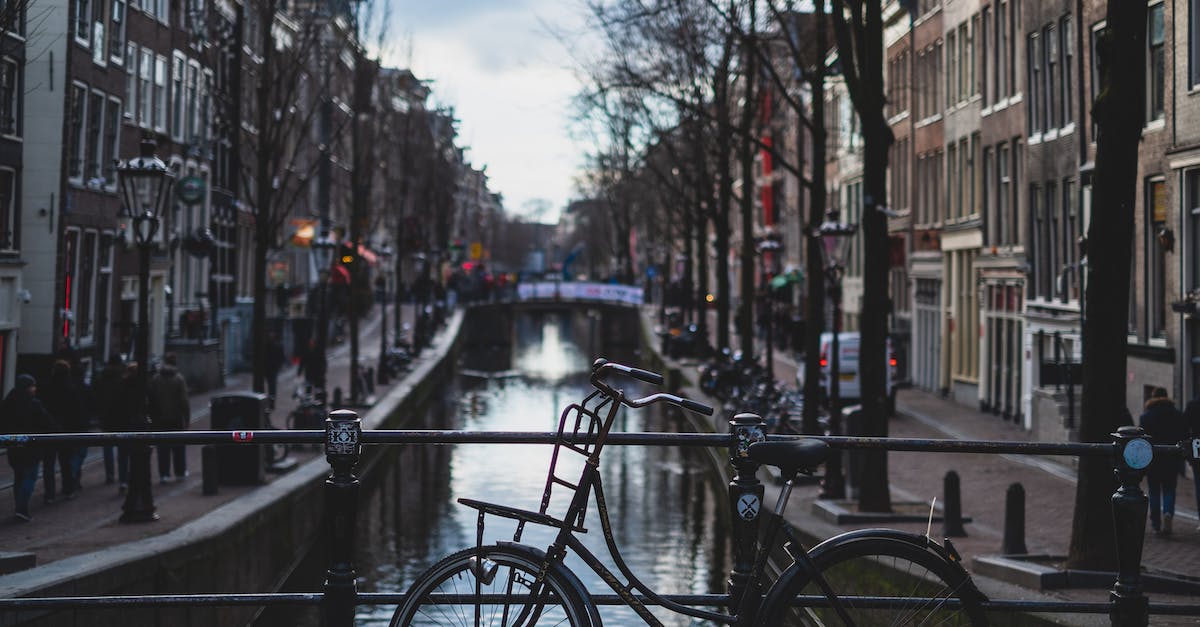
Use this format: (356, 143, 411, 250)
(40, 360, 86, 498)
(112, 361, 144, 494)
(1184, 393, 1200, 532)
(264, 332, 286, 403)
(94, 355, 127, 487)
(298, 338, 327, 394)
(1139, 387, 1188, 535)
(148, 353, 190, 483)
(2, 375, 57, 521)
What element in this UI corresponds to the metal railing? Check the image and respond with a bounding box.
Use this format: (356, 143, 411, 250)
(1, 412, 1198, 626)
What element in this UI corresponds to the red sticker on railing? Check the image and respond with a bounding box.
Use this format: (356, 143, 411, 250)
(232, 431, 254, 442)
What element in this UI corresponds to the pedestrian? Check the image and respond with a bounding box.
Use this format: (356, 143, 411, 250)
(113, 361, 145, 494)
(93, 355, 127, 487)
(264, 332, 286, 403)
(1139, 387, 1188, 535)
(2, 375, 57, 521)
(148, 353, 190, 483)
(40, 360, 86, 499)
(1184, 392, 1200, 533)
(298, 337, 327, 394)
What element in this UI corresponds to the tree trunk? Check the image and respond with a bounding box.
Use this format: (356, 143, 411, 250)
(738, 10, 759, 360)
(250, 6, 276, 395)
(802, 0, 828, 435)
(1066, 0, 1147, 570)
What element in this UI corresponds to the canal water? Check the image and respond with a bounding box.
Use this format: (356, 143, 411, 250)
(262, 311, 730, 626)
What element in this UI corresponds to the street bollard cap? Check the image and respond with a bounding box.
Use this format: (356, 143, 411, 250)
(730, 413, 766, 460)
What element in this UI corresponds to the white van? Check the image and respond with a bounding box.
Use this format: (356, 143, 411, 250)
(796, 332, 898, 415)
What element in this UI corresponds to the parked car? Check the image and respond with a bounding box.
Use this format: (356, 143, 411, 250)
(797, 332, 898, 416)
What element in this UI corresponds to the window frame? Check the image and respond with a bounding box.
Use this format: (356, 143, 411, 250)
(0, 167, 17, 253)
(1147, 1, 1165, 123)
(85, 89, 105, 184)
(75, 0, 92, 47)
(67, 82, 87, 183)
(1145, 176, 1167, 338)
(103, 96, 121, 189)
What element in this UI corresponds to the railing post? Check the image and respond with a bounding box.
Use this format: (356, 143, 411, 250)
(728, 412, 767, 614)
(322, 409, 362, 627)
(1110, 426, 1152, 627)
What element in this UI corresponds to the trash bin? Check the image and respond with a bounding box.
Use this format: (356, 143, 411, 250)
(210, 392, 269, 485)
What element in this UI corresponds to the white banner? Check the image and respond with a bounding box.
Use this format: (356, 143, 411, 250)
(516, 282, 643, 305)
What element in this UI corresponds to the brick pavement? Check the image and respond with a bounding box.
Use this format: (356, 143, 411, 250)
(0, 304, 424, 566)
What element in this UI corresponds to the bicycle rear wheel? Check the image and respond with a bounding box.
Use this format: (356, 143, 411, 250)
(760, 535, 987, 626)
(391, 544, 597, 627)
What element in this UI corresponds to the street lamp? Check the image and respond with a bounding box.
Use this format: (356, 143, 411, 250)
(756, 231, 783, 383)
(116, 136, 175, 523)
(813, 209, 856, 500)
(311, 230, 337, 398)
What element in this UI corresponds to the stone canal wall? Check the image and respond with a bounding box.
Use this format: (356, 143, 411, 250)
(0, 312, 464, 627)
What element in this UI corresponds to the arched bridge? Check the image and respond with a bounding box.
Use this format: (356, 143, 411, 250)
(463, 282, 646, 351)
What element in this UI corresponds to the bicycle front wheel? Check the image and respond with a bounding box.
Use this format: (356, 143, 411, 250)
(390, 544, 598, 627)
(760, 534, 987, 626)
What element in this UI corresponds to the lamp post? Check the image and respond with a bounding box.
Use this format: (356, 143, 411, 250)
(813, 209, 856, 500)
(376, 246, 393, 384)
(756, 231, 783, 380)
(116, 137, 175, 523)
(311, 231, 336, 398)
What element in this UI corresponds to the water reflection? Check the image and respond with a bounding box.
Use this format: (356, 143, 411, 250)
(277, 311, 728, 626)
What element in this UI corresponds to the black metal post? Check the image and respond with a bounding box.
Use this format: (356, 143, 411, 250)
(1110, 426, 1151, 627)
(1002, 482, 1027, 555)
(121, 243, 158, 523)
(727, 412, 766, 614)
(377, 287, 389, 385)
(821, 269, 846, 499)
(942, 470, 966, 537)
(322, 409, 361, 627)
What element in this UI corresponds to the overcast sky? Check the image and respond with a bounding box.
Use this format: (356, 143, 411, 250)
(380, 0, 594, 224)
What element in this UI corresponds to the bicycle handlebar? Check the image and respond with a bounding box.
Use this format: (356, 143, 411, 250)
(591, 358, 714, 416)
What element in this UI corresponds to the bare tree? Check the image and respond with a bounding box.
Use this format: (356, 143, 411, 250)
(1067, 0, 1149, 571)
(829, 0, 894, 512)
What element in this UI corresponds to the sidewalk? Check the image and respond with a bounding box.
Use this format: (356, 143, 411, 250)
(761, 351, 1200, 623)
(0, 304, 420, 567)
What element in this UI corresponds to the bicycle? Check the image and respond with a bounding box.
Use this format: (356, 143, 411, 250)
(390, 358, 988, 626)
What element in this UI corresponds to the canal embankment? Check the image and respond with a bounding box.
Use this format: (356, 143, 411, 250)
(0, 311, 464, 627)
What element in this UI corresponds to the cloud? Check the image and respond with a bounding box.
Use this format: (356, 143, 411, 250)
(382, 0, 593, 220)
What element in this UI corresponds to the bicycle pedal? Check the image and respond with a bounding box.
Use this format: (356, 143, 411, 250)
(469, 556, 499, 585)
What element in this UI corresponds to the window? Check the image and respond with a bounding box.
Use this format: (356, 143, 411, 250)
(139, 47, 152, 127)
(1046, 181, 1059, 301)
(998, 142, 1011, 244)
(1061, 15, 1074, 124)
(981, 8, 990, 104)
(947, 143, 957, 220)
(1045, 24, 1057, 130)
(1090, 22, 1105, 135)
(154, 55, 167, 132)
(75, 0, 92, 45)
(983, 146, 994, 241)
(90, 0, 105, 65)
(1187, 170, 1200, 292)
(109, 0, 126, 63)
(0, 58, 17, 135)
(77, 230, 97, 342)
(959, 24, 969, 102)
(1062, 178, 1077, 302)
(104, 97, 120, 186)
(1027, 32, 1041, 133)
(124, 43, 136, 120)
(63, 229, 78, 340)
(1146, 177, 1166, 337)
(967, 18, 976, 97)
(1192, 0, 1200, 87)
(1147, 2, 1165, 122)
(186, 61, 197, 140)
(85, 92, 103, 183)
(1030, 184, 1044, 298)
(0, 169, 15, 251)
(969, 133, 980, 216)
(996, 0, 1007, 100)
(67, 84, 86, 181)
(947, 30, 957, 110)
(171, 54, 184, 140)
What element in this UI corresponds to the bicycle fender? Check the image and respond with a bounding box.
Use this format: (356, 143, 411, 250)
(495, 542, 605, 626)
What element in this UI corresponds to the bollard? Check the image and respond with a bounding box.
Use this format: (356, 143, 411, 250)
(728, 412, 767, 618)
(332, 387, 343, 407)
(942, 470, 967, 537)
(1002, 483, 1027, 554)
(1110, 426, 1151, 627)
(201, 445, 219, 496)
(321, 409, 362, 627)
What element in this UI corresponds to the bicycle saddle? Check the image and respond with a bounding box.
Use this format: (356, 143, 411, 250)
(748, 439, 829, 479)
